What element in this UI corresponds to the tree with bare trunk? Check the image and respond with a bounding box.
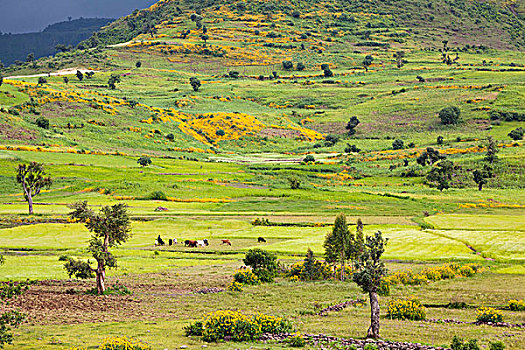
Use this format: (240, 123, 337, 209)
(353, 231, 388, 339)
(63, 201, 131, 294)
(16, 162, 52, 214)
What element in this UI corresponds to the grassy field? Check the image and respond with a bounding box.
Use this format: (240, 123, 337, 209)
(0, 0, 524, 349)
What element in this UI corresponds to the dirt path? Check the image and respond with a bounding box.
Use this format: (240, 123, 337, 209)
(5, 68, 98, 80)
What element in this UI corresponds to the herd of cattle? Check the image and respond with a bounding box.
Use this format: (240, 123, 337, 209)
(155, 235, 267, 247)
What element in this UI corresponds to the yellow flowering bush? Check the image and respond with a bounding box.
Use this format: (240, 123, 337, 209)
(508, 299, 525, 311)
(476, 307, 503, 323)
(185, 310, 293, 342)
(233, 269, 259, 285)
(227, 281, 244, 292)
(98, 336, 151, 350)
(387, 296, 426, 321)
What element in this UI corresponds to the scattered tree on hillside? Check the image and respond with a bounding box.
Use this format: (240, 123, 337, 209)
(484, 136, 498, 163)
(190, 77, 201, 92)
(16, 162, 52, 214)
(108, 74, 121, 90)
(136, 61, 142, 68)
(243, 249, 278, 282)
(26, 53, 34, 63)
(473, 165, 492, 191)
(437, 136, 444, 145)
(439, 106, 461, 125)
(37, 77, 47, 85)
(425, 159, 457, 191)
(346, 116, 360, 136)
(296, 62, 305, 71)
(354, 218, 365, 260)
(76, 70, 84, 81)
(201, 34, 209, 46)
(345, 144, 361, 153)
(508, 127, 524, 141)
(0, 75, 4, 87)
(85, 71, 95, 79)
(393, 51, 406, 68)
(363, 55, 373, 72)
(63, 76, 69, 84)
(137, 156, 152, 167)
(304, 155, 315, 163)
(417, 147, 445, 166)
(63, 201, 131, 294)
(324, 213, 353, 281)
(353, 231, 388, 339)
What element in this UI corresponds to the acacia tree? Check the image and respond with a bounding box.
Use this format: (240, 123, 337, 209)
(324, 213, 353, 281)
(16, 162, 52, 214)
(64, 201, 131, 294)
(353, 231, 388, 339)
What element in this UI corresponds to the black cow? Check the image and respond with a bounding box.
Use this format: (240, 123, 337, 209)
(258, 237, 266, 243)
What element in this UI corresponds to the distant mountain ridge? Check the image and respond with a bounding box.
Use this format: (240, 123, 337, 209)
(0, 18, 114, 66)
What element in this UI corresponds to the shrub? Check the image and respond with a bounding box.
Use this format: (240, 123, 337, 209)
(285, 333, 306, 347)
(288, 176, 301, 189)
(476, 306, 503, 323)
(184, 320, 203, 336)
(439, 106, 461, 125)
(489, 341, 505, 350)
(282, 60, 294, 70)
(508, 127, 524, 140)
(437, 136, 444, 144)
(458, 265, 475, 277)
(36, 116, 50, 129)
(508, 299, 525, 311)
(147, 191, 167, 200)
(296, 62, 305, 71)
(216, 129, 225, 136)
(386, 296, 426, 320)
(304, 155, 315, 163)
(187, 310, 293, 342)
(451, 336, 480, 350)
(345, 144, 361, 153)
(233, 269, 259, 285)
(137, 156, 152, 167)
(227, 281, 243, 292)
(287, 249, 332, 281)
(98, 336, 151, 350)
(86, 281, 132, 296)
(392, 139, 404, 150)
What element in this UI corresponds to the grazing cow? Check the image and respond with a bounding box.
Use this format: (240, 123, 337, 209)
(173, 238, 178, 245)
(197, 239, 209, 247)
(185, 240, 198, 247)
(157, 235, 165, 246)
(221, 239, 232, 246)
(258, 237, 266, 243)
(168, 239, 173, 246)
(203, 239, 209, 246)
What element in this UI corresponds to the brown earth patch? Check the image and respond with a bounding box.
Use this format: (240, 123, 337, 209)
(260, 128, 301, 138)
(0, 124, 37, 140)
(311, 122, 347, 135)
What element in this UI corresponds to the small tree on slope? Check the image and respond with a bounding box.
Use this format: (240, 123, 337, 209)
(63, 201, 131, 294)
(16, 162, 52, 214)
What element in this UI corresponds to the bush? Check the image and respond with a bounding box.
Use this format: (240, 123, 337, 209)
(476, 306, 503, 323)
(296, 62, 305, 71)
(304, 155, 315, 163)
(285, 333, 306, 347)
(451, 336, 480, 350)
(392, 139, 404, 150)
(243, 249, 278, 283)
(227, 281, 243, 292)
(508, 127, 524, 140)
(439, 106, 461, 125)
(386, 296, 426, 320)
(98, 336, 151, 350)
(282, 60, 294, 70)
(508, 299, 525, 311)
(437, 136, 444, 144)
(137, 156, 152, 167)
(233, 269, 259, 285)
(288, 176, 301, 189)
(345, 144, 361, 153)
(147, 191, 167, 200)
(186, 310, 293, 342)
(36, 116, 50, 129)
(216, 129, 225, 136)
(287, 249, 332, 281)
(489, 341, 505, 350)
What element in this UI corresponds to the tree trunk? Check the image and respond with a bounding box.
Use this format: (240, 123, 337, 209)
(478, 183, 483, 191)
(96, 259, 106, 294)
(367, 291, 380, 339)
(27, 192, 34, 215)
(341, 258, 345, 281)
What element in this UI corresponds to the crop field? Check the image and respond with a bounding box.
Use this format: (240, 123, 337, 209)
(0, 0, 524, 349)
